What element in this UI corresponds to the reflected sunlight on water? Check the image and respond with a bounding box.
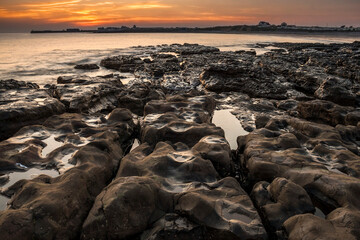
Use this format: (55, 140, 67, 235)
(0, 32, 359, 85)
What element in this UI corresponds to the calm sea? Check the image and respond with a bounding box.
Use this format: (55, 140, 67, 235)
(0, 32, 359, 85)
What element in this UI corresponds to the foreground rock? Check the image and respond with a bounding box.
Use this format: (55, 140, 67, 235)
(0, 108, 136, 239)
(284, 208, 360, 240)
(82, 142, 266, 240)
(0, 79, 65, 141)
(237, 116, 360, 238)
(251, 178, 315, 237)
(81, 95, 266, 239)
(1, 42, 360, 239)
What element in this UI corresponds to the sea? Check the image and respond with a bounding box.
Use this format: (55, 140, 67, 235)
(0, 32, 359, 86)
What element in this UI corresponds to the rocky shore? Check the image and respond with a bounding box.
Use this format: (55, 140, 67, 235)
(0, 41, 359, 239)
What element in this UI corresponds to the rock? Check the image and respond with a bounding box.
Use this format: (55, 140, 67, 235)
(251, 178, 315, 233)
(141, 213, 205, 240)
(141, 95, 223, 147)
(0, 79, 39, 90)
(0, 81, 65, 141)
(297, 100, 358, 126)
(0, 108, 136, 239)
(117, 82, 165, 116)
(175, 177, 267, 240)
(277, 99, 298, 111)
(81, 176, 170, 240)
(141, 113, 224, 147)
(242, 116, 360, 212)
(100, 55, 144, 72)
(314, 77, 356, 106)
(192, 135, 234, 177)
(117, 142, 220, 182)
(82, 141, 266, 240)
(255, 115, 271, 129)
(161, 43, 220, 55)
(49, 75, 124, 113)
(284, 208, 360, 240)
(2, 41, 360, 240)
(144, 95, 216, 123)
(74, 64, 100, 70)
(200, 63, 288, 99)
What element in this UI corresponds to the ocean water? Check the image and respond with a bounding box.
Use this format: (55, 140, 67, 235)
(0, 32, 359, 85)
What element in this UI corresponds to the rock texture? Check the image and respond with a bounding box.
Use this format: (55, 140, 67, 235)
(82, 141, 266, 240)
(0, 79, 66, 141)
(1, 42, 360, 239)
(0, 108, 135, 239)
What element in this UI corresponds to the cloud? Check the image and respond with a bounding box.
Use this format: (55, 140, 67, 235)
(124, 2, 172, 10)
(0, 0, 359, 31)
(21, 0, 82, 8)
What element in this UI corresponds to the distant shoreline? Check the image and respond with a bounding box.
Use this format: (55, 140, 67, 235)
(30, 25, 360, 35)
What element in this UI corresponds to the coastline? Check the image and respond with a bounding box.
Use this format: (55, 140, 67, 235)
(0, 41, 360, 239)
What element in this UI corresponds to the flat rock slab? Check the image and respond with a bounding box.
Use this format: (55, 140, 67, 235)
(0, 108, 136, 239)
(0, 82, 65, 141)
(48, 75, 124, 113)
(141, 95, 222, 147)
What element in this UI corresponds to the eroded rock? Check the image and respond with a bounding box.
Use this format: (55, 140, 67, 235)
(0, 80, 65, 141)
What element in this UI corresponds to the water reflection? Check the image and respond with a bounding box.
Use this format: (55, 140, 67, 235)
(0, 168, 59, 210)
(212, 109, 248, 149)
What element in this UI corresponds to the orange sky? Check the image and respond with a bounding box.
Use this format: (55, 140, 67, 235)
(0, 0, 359, 32)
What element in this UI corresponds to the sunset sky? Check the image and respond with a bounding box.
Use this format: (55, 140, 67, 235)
(0, 0, 359, 32)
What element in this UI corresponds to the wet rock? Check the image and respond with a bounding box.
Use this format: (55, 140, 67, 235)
(144, 95, 216, 123)
(144, 59, 181, 78)
(74, 64, 100, 70)
(160, 43, 220, 55)
(292, 66, 326, 95)
(255, 115, 271, 129)
(117, 142, 219, 182)
(100, 55, 144, 72)
(251, 178, 315, 233)
(193, 135, 234, 177)
(242, 117, 360, 214)
(81, 176, 170, 240)
(284, 208, 360, 240)
(0, 79, 39, 90)
(0, 82, 65, 141)
(117, 82, 165, 116)
(141, 95, 223, 147)
(200, 63, 288, 99)
(314, 77, 356, 106)
(175, 177, 267, 240)
(277, 99, 298, 111)
(82, 141, 266, 240)
(141, 113, 224, 147)
(141, 213, 205, 240)
(297, 100, 358, 126)
(0, 108, 136, 239)
(49, 75, 124, 113)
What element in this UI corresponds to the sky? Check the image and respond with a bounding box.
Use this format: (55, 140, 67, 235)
(0, 0, 359, 32)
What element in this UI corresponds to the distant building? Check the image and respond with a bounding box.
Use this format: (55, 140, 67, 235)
(133, 25, 137, 29)
(258, 21, 270, 26)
